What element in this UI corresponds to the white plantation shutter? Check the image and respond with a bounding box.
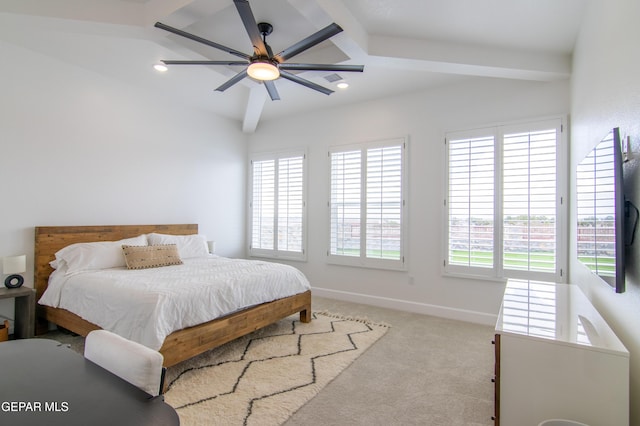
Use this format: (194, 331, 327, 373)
(330, 150, 362, 257)
(329, 138, 406, 270)
(444, 118, 565, 281)
(251, 159, 275, 251)
(366, 145, 403, 260)
(277, 156, 304, 253)
(447, 134, 495, 273)
(502, 127, 557, 274)
(250, 151, 306, 260)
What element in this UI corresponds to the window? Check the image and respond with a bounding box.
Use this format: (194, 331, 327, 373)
(249, 151, 306, 260)
(444, 118, 566, 281)
(328, 137, 406, 270)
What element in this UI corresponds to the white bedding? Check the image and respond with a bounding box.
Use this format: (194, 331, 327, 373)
(38, 256, 310, 350)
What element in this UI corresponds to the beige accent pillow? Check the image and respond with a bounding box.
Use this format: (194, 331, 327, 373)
(122, 244, 183, 270)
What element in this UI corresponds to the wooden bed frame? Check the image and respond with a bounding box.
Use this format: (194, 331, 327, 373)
(34, 224, 312, 367)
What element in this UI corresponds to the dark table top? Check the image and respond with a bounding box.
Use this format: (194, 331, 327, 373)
(0, 339, 180, 426)
(0, 286, 34, 299)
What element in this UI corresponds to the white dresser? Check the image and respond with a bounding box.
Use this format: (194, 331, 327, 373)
(494, 279, 629, 426)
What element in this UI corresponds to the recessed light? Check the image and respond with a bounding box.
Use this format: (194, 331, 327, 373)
(337, 82, 349, 89)
(154, 63, 168, 72)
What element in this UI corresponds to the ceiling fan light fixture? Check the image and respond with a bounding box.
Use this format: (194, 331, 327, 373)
(247, 60, 280, 81)
(154, 2, 363, 101)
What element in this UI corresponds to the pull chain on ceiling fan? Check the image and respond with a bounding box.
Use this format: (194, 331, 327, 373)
(155, 0, 364, 101)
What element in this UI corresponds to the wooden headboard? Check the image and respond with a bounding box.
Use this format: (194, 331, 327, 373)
(34, 224, 198, 301)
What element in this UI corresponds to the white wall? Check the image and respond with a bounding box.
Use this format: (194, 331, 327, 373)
(570, 0, 640, 422)
(0, 41, 247, 323)
(248, 77, 570, 324)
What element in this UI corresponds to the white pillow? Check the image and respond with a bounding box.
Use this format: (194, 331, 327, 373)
(146, 233, 209, 258)
(53, 235, 148, 274)
(85, 330, 164, 396)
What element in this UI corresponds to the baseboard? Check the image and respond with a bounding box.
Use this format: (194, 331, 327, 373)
(311, 287, 497, 326)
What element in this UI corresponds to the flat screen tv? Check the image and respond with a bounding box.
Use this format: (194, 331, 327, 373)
(576, 127, 625, 293)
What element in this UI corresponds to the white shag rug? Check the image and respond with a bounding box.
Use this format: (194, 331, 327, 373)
(163, 311, 390, 426)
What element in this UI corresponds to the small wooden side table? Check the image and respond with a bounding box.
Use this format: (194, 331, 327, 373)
(0, 286, 35, 339)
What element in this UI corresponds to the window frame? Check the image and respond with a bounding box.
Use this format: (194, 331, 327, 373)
(327, 137, 408, 271)
(443, 117, 567, 282)
(248, 149, 307, 261)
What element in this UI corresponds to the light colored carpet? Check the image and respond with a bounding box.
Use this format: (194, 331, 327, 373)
(163, 311, 389, 425)
(43, 296, 495, 425)
(43, 309, 390, 426)
(289, 296, 496, 426)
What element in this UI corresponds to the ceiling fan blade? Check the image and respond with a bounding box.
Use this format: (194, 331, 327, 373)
(279, 63, 364, 72)
(275, 23, 343, 62)
(215, 69, 248, 92)
(233, 0, 268, 57)
(162, 60, 249, 66)
(264, 81, 280, 101)
(155, 22, 251, 60)
(279, 70, 333, 95)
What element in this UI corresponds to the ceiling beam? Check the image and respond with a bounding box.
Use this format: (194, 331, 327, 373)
(286, 0, 569, 82)
(286, 0, 368, 61)
(242, 86, 268, 133)
(368, 35, 571, 81)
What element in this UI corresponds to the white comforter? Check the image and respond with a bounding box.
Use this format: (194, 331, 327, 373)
(38, 256, 310, 350)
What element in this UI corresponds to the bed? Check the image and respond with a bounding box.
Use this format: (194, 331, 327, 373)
(34, 224, 312, 367)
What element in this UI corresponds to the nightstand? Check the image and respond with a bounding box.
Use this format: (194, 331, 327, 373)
(0, 286, 35, 339)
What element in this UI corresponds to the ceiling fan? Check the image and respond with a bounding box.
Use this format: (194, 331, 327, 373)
(155, 0, 364, 101)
